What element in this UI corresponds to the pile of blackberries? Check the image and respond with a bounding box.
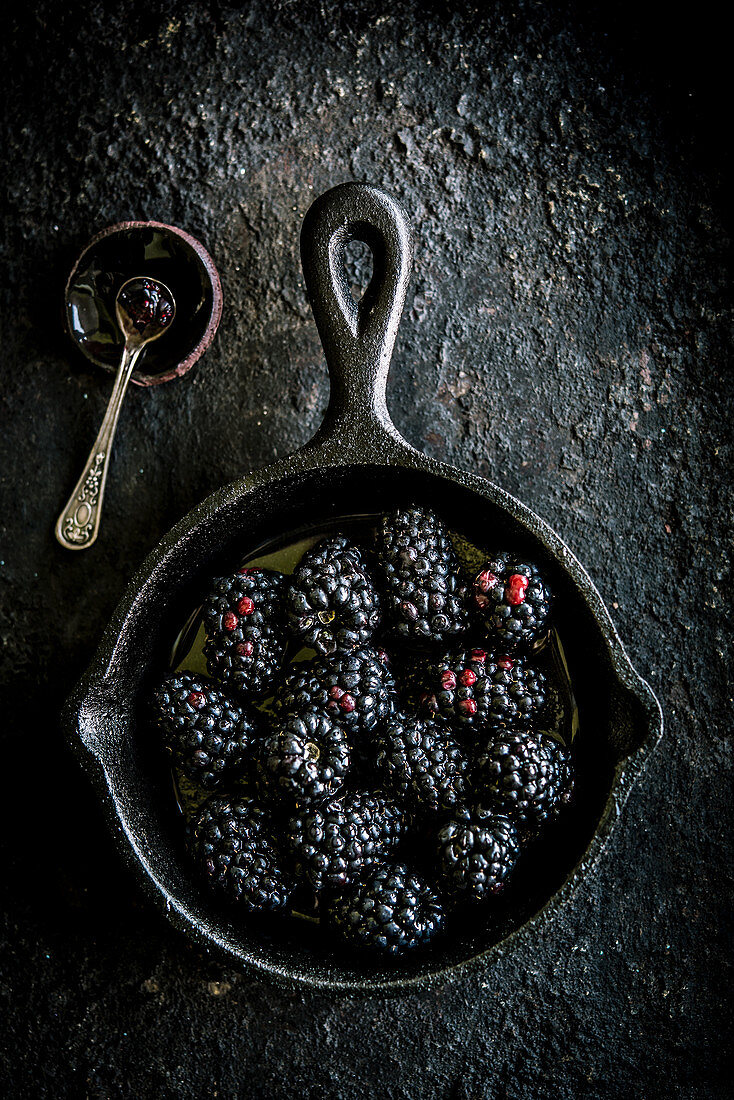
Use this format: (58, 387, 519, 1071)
(150, 508, 573, 956)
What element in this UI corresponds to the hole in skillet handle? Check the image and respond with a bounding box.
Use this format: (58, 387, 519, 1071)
(328, 221, 383, 334)
(343, 238, 374, 305)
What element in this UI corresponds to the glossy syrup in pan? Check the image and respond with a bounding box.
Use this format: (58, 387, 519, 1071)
(166, 512, 579, 928)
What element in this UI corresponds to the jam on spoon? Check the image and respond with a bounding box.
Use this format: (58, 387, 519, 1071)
(55, 276, 176, 551)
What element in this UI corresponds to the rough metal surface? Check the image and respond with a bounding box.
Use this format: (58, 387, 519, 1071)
(1, 2, 731, 1097)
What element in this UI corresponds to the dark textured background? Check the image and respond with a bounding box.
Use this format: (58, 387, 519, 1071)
(1, 2, 732, 1096)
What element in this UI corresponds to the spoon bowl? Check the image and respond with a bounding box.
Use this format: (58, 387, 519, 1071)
(116, 276, 177, 345)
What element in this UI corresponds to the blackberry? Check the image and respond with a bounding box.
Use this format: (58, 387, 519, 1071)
(376, 715, 469, 816)
(203, 567, 288, 699)
(288, 792, 403, 891)
(285, 536, 381, 655)
(328, 862, 445, 954)
(276, 646, 397, 740)
(151, 673, 260, 790)
(473, 555, 552, 652)
(474, 730, 574, 831)
(188, 794, 293, 912)
(256, 711, 350, 807)
(375, 507, 469, 646)
(429, 648, 546, 737)
(436, 807, 519, 903)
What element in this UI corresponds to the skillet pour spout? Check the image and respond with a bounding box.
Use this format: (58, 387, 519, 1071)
(65, 182, 663, 992)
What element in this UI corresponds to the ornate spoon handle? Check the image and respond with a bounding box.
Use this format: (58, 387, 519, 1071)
(55, 342, 143, 550)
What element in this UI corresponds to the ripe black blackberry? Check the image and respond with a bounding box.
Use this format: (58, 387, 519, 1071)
(276, 646, 397, 740)
(256, 711, 350, 807)
(475, 730, 574, 831)
(375, 715, 469, 817)
(328, 862, 445, 955)
(473, 555, 552, 652)
(436, 807, 519, 903)
(429, 648, 546, 736)
(285, 536, 381, 655)
(287, 792, 403, 891)
(188, 794, 294, 912)
(203, 567, 288, 699)
(151, 673, 261, 790)
(374, 507, 469, 646)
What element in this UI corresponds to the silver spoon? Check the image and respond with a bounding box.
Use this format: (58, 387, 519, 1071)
(55, 276, 176, 550)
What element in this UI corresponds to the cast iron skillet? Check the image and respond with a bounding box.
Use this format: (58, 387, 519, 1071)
(65, 182, 663, 992)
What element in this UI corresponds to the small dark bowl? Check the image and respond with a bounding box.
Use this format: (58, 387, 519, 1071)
(65, 221, 222, 387)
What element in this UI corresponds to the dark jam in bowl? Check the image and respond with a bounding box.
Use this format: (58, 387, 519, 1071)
(66, 224, 219, 385)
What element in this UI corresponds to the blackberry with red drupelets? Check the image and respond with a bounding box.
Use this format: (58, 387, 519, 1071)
(473, 555, 552, 653)
(275, 645, 397, 742)
(203, 567, 288, 699)
(428, 648, 547, 737)
(151, 672, 261, 790)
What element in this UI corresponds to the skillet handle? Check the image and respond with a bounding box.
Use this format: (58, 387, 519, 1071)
(299, 182, 416, 460)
